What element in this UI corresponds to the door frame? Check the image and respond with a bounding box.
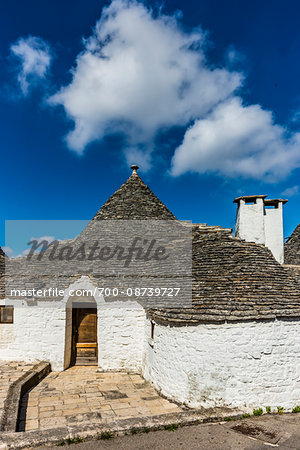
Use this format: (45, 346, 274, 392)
(71, 301, 98, 366)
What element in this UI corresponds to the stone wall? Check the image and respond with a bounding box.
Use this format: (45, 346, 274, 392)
(143, 318, 300, 411)
(0, 304, 66, 371)
(98, 302, 146, 371)
(0, 361, 38, 431)
(0, 277, 146, 372)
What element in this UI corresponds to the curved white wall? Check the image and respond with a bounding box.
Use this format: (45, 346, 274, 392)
(3, 277, 300, 413)
(143, 319, 300, 411)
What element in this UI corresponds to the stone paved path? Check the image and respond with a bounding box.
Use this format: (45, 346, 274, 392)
(24, 367, 182, 431)
(0, 361, 37, 428)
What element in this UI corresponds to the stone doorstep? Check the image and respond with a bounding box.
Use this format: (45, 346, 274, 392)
(0, 408, 243, 449)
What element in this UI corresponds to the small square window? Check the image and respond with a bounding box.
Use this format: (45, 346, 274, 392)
(0, 306, 14, 324)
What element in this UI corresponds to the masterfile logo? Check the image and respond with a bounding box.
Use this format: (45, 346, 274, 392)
(5, 220, 192, 309)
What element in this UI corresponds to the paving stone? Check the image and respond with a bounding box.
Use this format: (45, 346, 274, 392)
(24, 366, 182, 431)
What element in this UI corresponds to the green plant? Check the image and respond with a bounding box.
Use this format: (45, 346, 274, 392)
(266, 406, 271, 414)
(253, 408, 263, 416)
(277, 406, 284, 414)
(98, 431, 114, 440)
(142, 427, 150, 433)
(56, 436, 84, 446)
(224, 417, 232, 422)
(64, 436, 84, 445)
(164, 424, 179, 431)
(130, 428, 137, 435)
(241, 413, 251, 419)
(292, 405, 300, 413)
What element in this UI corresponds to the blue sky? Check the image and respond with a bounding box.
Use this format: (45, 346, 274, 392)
(0, 0, 299, 252)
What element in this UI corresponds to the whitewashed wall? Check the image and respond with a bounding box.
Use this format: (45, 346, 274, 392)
(65, 277, 146, 371)
(143, 319, 300, 411)
(3, 275, 300, 413)
(235, 198, 265, 244)
(0, 277, 146, 372)
(235, 198, 285, 263)
(0, 304, 66, 371)
(98, 302, 145, 371)
(264, 204, 284, 264)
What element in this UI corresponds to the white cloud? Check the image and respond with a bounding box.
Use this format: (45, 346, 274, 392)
(10, 36, 51, 95)
(2, 246, 28, 259)
(225, 45, 245, 65)
(14, 249, 31, 258)
(49, 0, 242, 164)
(170, 97, 300, 181)
(2, 246, 14, 256)
(28, 236, 57, 250)
(281, 185, 299, 197)
(291, 110, 300, 123)
(6, 236, 57, 259)
(8, 248, 31, 259)
(30, 235, 56, 243)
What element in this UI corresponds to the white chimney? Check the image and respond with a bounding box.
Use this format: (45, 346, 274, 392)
(234, 195, 288, 264)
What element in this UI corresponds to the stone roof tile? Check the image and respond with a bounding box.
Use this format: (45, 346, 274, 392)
(147, 225, 300, 325)
(285, 224, 300, 265)
(92, 170, 176, 220)
(2, 173, 300, 325)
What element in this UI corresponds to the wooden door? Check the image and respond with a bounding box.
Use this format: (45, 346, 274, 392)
(72, 308, 97, 365)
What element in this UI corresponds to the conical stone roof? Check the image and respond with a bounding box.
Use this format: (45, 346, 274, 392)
(147, 225, 300, 325)
(0, 248, 6, 298)
(3, 168, 300, 325)
(92, 167, 176, 220)
(285, 224, 300, 265)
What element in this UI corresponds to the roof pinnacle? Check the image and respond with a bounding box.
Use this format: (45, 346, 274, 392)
(130, 164, 139, 175)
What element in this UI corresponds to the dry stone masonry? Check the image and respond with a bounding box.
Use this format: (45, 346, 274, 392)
(0, 165, 299, 411)
(285, 225, 300, 265)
